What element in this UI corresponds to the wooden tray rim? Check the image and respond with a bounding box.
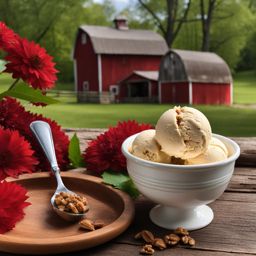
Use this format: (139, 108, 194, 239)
(1, 172, 135, 246)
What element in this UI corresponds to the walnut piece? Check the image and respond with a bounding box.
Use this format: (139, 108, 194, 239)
(140, 244, 155, 255)
(79, 219, 95, 231)
(174, 227, 189, 236)
(164, 233, 180, 246)
(153, 238, 166, 250)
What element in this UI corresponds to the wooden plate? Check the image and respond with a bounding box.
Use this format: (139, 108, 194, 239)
(0, 172, 134, 255)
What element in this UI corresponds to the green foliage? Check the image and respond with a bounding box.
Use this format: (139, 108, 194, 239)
(211, 1, 254, 70)
(68, 133, 85, 168)
(102, 171, 139, 198)
(0, 0, 115, 83)
(0, 60, 7, 73)
(0, 83, 59, 104)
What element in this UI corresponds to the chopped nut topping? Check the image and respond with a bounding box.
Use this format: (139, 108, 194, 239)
(153, 238, 166, 250)
(140, 244, 155, 255)
(54, 192, 88, 214)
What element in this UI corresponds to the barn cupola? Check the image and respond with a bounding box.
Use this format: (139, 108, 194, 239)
(113, 15, 128, 30)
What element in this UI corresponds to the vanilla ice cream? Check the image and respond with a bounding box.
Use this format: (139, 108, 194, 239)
(131, 129, 170, 163)
(155, 106, 211, 159)
(186, 137, 228, 165)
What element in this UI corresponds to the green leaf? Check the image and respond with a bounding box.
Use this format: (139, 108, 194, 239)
(102, 171, 140, 199)
(0, 83, 59, 104)
(68, 133, 85, 167)
(0, 60, 7, 73)
(118, 179, 140, 199)
(102, 171, 130, 186)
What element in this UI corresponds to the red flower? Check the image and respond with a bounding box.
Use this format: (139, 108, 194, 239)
(0, 22, 19, 51)
(0, 128, 38, 180)
(84, 120, 153, 174)
(0, 97, 69, 172)
(0, 181, 30, 234)
(4, 38, 58, 90)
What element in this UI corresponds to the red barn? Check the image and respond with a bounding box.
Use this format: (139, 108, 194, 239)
(72, 16, 168, 103)
(158, 49, 233, 105)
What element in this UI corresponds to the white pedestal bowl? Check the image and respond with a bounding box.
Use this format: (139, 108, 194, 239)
(122, 133, 240, 231)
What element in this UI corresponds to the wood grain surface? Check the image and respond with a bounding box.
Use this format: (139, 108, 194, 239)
(0, 129, 255, 256)
(1, 172, 134, 255)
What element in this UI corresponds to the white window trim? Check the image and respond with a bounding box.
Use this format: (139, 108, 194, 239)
(189, 80, 193, 104)
(110, 85, 119, 95)
(83, 81, 89, 91)
(73, 59, 78, 92)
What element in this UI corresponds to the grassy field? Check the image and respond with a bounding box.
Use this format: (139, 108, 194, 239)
(25, 103, 256, 136)
(233, 70, 256, 104)
(1, 71, 256, 136)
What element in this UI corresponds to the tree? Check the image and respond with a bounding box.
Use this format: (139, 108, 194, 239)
(138, 0, 191, 47)
(0, 0, 115, 82)
(200, 0, 217, 51)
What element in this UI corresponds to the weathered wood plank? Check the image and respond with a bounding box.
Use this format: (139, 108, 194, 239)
(113, 192, 256, 254)
(228, 167, 256, 193)
(64, 129, 256, 167)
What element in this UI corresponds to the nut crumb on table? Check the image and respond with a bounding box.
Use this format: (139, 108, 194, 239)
(137, 227, 195, 255)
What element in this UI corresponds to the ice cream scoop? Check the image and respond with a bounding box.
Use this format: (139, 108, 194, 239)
(131, 129, 170, 163)
(186, 137, 228, 165)
(155, 106, 211, 159)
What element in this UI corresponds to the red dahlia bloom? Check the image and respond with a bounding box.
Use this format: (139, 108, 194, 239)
(0, 181, 30, 234)
(4, 38, 58, 90)
(0, 97, 69, 171)
(0, 22, 19, 51)
(0, 128, 38, 180)
(84, 120, 153, 174)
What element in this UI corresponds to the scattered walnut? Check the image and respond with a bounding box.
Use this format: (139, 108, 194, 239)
(134, 231, 142, 240)
(188, 237, 196, 246)
(140, 244, 155, 255)
(174, 227, 189, 236)
(140, 230, 155, 244)
(164, 233, 180, 246)
(153, 238, 166, 250)
(134, 227, 196, 253)
(79, 219, 95, 231)
(54, 192, 88, 214)
(94, 220, 105, 229)
(181, 235, 189, 244)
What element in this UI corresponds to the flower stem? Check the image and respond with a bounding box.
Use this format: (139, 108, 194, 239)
(8, 78, 20, 90)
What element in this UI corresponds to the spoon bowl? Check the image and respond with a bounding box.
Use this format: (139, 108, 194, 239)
(30, 121, 88, 222)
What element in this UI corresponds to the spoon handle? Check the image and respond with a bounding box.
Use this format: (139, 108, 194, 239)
(30, 121, 59, 173)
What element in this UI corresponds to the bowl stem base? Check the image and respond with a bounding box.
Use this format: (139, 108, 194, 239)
(149, 204, 214, 231)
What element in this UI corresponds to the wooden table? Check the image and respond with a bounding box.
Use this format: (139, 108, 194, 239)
(2, 129, 256, 256)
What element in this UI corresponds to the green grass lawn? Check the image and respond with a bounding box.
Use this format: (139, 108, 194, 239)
(1, 71, 256, 136)
(233, 70, 256, 104)
(25, 103, 256, 136)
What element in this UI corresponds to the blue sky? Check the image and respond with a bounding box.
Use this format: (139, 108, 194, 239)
(93, 0, 135, 12)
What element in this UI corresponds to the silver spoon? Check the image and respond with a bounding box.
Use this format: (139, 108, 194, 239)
(30, 120, 88, 222)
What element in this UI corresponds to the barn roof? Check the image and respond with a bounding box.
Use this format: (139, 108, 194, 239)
(79, 25, 168, 55)
(119, 71, 159, 83)
(159, 49, 232, 83)
(133, 71, 159, 81)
